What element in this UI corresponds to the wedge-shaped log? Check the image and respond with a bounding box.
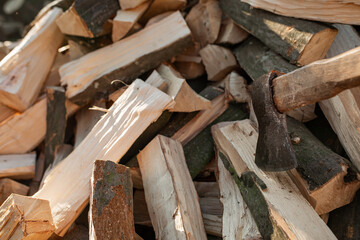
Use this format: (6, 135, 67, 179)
(60, 11, 192, 105)
(89, 160, 136, 239)
(220, 0, 337, 66)
(212, 120, 337, 239)
(0, 194, 54, 240)
(34, 80, 174, 236)
(241, 0, 360, 25)
(56, 0, 119, 38)
(0, 153, 35, 179)
(138, 135, 207, 240)
(0, 8, 63, 111)
(0, 179, 29, 205)
(319, 24, 360, 171)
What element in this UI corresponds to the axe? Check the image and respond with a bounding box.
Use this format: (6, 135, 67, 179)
(251, 46, 360, 172)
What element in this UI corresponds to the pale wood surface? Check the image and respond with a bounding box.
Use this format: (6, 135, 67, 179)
(138, 135, 207, 240)
(0, 179, 29, 205)
(119, 0, 148, 9)
(224, 71, 251, 103)
(140, 0, 186, 23)
(243, 0, 360, 25)
(199, 44, 237, 81)
(216, 17, 249, 45)
(0, 104, 16, 124)
(60, 11, 192, 105)
(0, 8, 63, 112)
(319, 24, 360, 171)
(0, 152, 35, 179)
(0, 194, 54, 240)
(34, 80, 174, 236)
(212, 120, 337, 239)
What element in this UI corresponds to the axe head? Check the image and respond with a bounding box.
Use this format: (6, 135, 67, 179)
(251, 71, 297, 172)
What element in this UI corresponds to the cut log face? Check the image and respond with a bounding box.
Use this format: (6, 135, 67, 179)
(212, 120, 337, 239)
(0, 179, 29, 205)
(119, 0, 148, 10)
(0, 194, 54, 240)
(185, 0, 222, 47)
(216, 17, 249, 45)
(199, 44, 237, 81)
(140, 0, 186, 24)
(220, 0, 338, 66)
(60, 11, 192, 105)
(0, 153, 36, 179)
(34, 80, 174, 236)
(89, 160, 136, 240)
(224, 71, 251, 103)
(0, 8, 64, 112)
(137, 135, 207, 240)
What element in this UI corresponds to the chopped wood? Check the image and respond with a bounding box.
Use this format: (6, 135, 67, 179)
(145, 70, 168, 92)
(140, 0, 186, 24)
(0, 179, 29, 205)
(60, 11, 192, 105)
(112, 2, 150, 42)
(119, 0, 148, 9)
(221, 0, 338, 66)
(0, 8, 64, 112)
(28, 153, 46, 196)
(43, 52, 71, 89)
(0, 194, 54, 240)
(199, 44, 237, 81)
(224, 71, 251, 103)
(133, 190, 152, 226)
(202, 214, 222, 237)
(174, 61, 205, 79)
(185, 0, 222, 47)
(242, 0, 360, 25)
(319, 24, 360, 171)
(33, 80, 174, 236)
(89, 160, 136, 239)
(212, 120, 337, 239)
(130, 167, 143, 189)
(156, 64, 211, 112)
(137, 135, 207, 239)
(56, 0, 119, 38)
(0, 153, 36, 179)
(216, 17, 249, 45)
(144, 11, 174, 28)
(0, 104, 16, 124)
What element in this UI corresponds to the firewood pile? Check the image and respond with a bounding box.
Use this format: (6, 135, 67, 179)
(1, 0, 360, 239)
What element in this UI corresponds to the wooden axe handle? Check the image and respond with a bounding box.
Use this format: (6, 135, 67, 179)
(273, 46, 360, 113)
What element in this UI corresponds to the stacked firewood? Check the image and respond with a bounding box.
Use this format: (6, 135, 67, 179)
(0, 0, 359, 239)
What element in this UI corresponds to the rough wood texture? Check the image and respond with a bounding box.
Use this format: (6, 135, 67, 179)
(0, 194, 54, 240)
(273, 46, 360, 113)
(34, 80, 174, 236)
(220, 0, 337, 66)
(119, 0, 147, 9)
(138, 135, 207, 240)
(185, 0, 222, 47)
(319, 24, 360, 171)
(212, 120, 337, 239)
(287, 117, 360, 214)
(0, 8, 63, 111)
(200, 44, 238, 81)
(0, 179, 29, 205)
(89, 160, 136, 240)
(224, 71, 251, 103)
(60, 11, 192, 105)
(140, 0, 186, 24)
(216, 17, 249, 45)
(56, 0, 119, 37)
(0, 153, 35, 179)
(173, 61, 205, 79)
(112, 2, 150, 42)
(242, 0, 360, 25)
(0, 98, 78, 155)
(0, 104, 16, 124)
(216, 154, 261, 239)
(44, 87, 67, 170)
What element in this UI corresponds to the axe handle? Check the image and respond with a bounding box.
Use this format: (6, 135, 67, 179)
(273, 46, 360, 113)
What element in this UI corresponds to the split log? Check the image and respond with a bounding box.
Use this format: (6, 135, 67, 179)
(0, 194, 54, 240)
(140, 0, 186, 24)
(185, 0, 222, 47)
(112, 2, 150, 42)
(199, 44, 238, 81)
(33, 80, 174, 236)
(43, 52, 71, 88)
(0, 8, 64, 112)
(60, 11, 192, 105)
(241, 0, 360, 25)
(0, 153, 35, 179)
(216, 17, 249, 45)
(234, 37, 317, 122)
(0, 179, 29, 205)
(119, 0, 147, 9)
(202, 214, 222, 237)
(220, 0, 338, 66)
(133, 190, 152, 226)
(144, 11, 174, 28)
(319, 24, 360, 171)
(0, 98, 78, 155)
(286, 117, 360, 214)
(212, 120, 337, 239)
(0, 104, 16, 124)
(137, 135, 207, 239)
(145, 70, 168, 92)
(173, 61, 205, 79)
(216, 153, 261, 239)
(28, 153, 45, 196)
(56, 0, 119, 38)
(89, 160, 136, 239)
(223, 71, 251, 103)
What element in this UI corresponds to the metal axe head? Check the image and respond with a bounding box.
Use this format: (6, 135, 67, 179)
(251, 71, 297, 171)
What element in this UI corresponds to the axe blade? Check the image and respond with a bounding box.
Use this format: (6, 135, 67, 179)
(252, 71, 297, 171)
